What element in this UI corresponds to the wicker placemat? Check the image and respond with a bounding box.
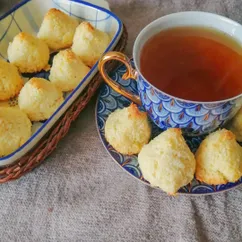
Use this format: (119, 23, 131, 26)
(0, 24, 128, 183)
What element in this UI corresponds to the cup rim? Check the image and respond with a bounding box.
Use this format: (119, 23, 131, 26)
(132, 11, 242, 104)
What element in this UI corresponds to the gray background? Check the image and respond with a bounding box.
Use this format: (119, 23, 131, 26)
(1, 0, 242, 241)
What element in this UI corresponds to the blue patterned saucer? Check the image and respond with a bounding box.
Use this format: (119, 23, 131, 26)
(95, 60, 242, 195)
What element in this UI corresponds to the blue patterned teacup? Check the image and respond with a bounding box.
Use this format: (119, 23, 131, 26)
(98, 12, 242, 136)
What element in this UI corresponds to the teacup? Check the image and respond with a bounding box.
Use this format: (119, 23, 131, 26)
(98, 11, 242, 136)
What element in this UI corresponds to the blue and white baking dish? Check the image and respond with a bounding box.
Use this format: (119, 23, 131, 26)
(0, 0, 123, 166)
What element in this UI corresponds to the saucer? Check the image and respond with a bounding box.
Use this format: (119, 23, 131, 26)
(95, 59, 242, 195)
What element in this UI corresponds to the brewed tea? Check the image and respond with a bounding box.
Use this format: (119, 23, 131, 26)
(140, 27, 242, 101)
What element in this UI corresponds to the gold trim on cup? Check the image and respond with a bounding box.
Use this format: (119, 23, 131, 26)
(98, 51, 142, 106)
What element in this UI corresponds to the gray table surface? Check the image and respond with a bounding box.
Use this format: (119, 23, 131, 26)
(1, 0, 242, 241)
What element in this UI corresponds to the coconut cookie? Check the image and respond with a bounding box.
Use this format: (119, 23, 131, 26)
(138, 128, 196, 195)
(0, 59, 23, 100)
(195, 129, 242, 185)
(105, 103, 151, 155)
(228, 108, 242, 142)
(38, 8, 79, 50)
(0, 107, 31, 157)
(8, 32, 49, 73)
(72, 22, 111, 67)
(18, 77, 63, 121)
(49, 49, 90, 91)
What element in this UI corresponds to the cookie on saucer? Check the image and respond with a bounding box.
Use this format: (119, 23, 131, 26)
(138, 128, 196, 195)
(228, 108, 242, 142)
(195, 129, 242, 185)
(105, 103, 151, 155)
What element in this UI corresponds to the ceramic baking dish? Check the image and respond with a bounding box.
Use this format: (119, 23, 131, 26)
(0, 0, 123, 166)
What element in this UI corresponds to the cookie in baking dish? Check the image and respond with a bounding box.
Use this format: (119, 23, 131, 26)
(8, 32, 49, 73)
(18, 77, 63, 121)
(49, 49, 90, 92)
(38, 8, 79, 50)
(0, 107, 31, 157)
(0, 59, 23, 101)
(72, 22, 111, 67)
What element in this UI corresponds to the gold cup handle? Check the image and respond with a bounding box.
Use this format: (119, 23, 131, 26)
(98, 51, 142, 105)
